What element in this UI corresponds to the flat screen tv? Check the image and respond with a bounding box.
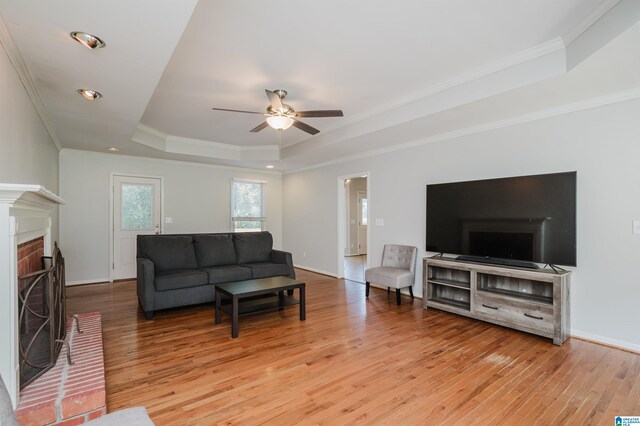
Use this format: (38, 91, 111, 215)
(426, 171, 576, 268)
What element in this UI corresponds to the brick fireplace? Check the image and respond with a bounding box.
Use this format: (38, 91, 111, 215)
(17, 237, 45, 277)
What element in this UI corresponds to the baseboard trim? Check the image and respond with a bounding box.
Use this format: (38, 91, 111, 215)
(570, 329, 640, 354)
(293, 265, 338, 278)
(368, 283, 423, 300)
(65, 278, 110, 286)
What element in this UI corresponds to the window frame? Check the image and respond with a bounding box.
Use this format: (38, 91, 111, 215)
(231, 178, 267, 232)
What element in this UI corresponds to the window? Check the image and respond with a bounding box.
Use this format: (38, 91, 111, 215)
(121, 183, 154, 230)
(231, 179, 266, 232)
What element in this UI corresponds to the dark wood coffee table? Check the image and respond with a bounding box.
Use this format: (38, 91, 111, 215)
(214, 276, 306, 338)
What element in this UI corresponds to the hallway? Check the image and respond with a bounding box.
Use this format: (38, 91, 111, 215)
(344, 254, 366, 283)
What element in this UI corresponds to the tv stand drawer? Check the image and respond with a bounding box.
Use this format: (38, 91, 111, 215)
(475, 293, 554, 335)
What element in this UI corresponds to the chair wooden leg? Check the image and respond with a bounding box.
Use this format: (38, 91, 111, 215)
(365, 282, 370, 298)
(396, 288, 401, 305)
(387, 287, 390, 294)
(409, 286, 414, 298)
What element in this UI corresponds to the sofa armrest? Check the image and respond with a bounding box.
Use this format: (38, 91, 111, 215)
(270, 250, 295, 279)
(137, 258, 155, 319)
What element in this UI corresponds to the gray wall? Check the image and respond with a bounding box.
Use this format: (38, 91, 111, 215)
(283, 98, 640, 351)
(59, 149, 283, 284)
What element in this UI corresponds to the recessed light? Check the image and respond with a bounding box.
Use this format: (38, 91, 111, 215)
(266, 165, 275, 169)
(360, 175, 367, 178)
(70, 32, 106, 49)
(345, 179, 351, 183)
(106, 147, 119, 152)
(77, 89, 102, 100)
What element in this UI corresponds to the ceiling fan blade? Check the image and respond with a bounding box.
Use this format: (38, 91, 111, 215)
(212, 107, 264, 115)
(295, 110, 344, 118)
(249, 121, 269, 133)
(265, 90, 284, 112)
(292, 119, 320, 135)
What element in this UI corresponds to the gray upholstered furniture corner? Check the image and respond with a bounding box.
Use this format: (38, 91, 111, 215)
(0, 375, 153, 425)
(365, 244, 418, 305)
(136, 232, 295, 319)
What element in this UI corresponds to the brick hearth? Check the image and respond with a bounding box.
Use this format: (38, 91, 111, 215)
(15, 312, 106, 425)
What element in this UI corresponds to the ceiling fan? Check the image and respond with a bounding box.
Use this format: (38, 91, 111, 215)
(212, 89, 343, 135)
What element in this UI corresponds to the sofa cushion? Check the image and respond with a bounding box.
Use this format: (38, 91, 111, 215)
(154, 269, 208, 292)
(193, 234, 237, 267)
(234, 232, 273, 264)
(140, 236, 198, 272)
(241, 262, 291, 279)
(199, 265, 252, 284)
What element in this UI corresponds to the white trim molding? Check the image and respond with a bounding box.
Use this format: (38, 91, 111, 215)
(293, 264, 338, 278)
(133, 124, 280, 161)
(571, 328, 640, 354)
(285, 87, 640, 175)
(0, 16, 62, 151)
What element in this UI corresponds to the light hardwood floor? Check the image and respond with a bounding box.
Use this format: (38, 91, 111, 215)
(344, 254, 366, 283)
(66, 269, 640, 425)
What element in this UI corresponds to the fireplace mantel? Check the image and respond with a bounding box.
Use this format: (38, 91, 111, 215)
(0, 183, 64, 407)
(0, 183, 65, 207)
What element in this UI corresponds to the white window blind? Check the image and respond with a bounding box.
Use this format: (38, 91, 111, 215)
(231, 179, 266, 232)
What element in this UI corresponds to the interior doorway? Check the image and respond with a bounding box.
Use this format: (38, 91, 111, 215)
(110, 174, 163, 281)
(338, 174, 369, 282)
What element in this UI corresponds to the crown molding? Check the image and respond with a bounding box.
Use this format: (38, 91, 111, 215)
(133, 124, 279, 161)
(285, 87, 640, 175)
(61, 148, 282, 175)
(0, 15, 62, 151)
(563, 0, 620, 45)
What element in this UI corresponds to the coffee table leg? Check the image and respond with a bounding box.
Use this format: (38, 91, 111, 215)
(300, 285, 306, 321)
(278, 290, 285, 311)
(215, 287, 221, 324)
(231, 296, 239, 338)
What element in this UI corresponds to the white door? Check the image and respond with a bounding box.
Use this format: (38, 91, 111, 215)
(113, 175, 161, 280)
(357, 191, 368, 255)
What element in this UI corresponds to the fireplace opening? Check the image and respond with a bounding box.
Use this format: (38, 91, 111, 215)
(18, 242, 66, 389)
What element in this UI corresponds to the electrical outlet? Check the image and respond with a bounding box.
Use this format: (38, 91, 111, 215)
(633, 220, 640, 234)
(303, 251, 307, 257)
(164, 217, 173, 224)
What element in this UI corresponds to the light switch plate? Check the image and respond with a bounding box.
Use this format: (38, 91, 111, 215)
(375, 218, 384, 226)
(633, 220, 640, 234)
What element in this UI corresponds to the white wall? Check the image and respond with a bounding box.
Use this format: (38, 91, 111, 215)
(283, 98, 640, 351)
(0, 40, 59, 239)
(59, 149, 283, 284)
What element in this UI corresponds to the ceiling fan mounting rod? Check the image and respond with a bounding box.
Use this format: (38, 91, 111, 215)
(273, 89, 287, 100)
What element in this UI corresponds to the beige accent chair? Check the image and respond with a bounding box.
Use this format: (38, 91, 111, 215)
(365, 244, 418, 305)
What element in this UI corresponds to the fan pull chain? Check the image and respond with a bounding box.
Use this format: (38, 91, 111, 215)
(278, 129, 282, 162)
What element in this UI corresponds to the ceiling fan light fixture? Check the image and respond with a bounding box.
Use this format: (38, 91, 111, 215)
(70, 31, 106, 49)
(266, 115, 294, 130)
(77, 88, 102, 100)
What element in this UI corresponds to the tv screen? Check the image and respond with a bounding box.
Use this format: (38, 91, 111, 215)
(426, 171, 576, 267)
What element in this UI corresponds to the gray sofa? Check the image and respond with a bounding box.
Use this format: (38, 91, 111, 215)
(137, 232, 294, 319)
